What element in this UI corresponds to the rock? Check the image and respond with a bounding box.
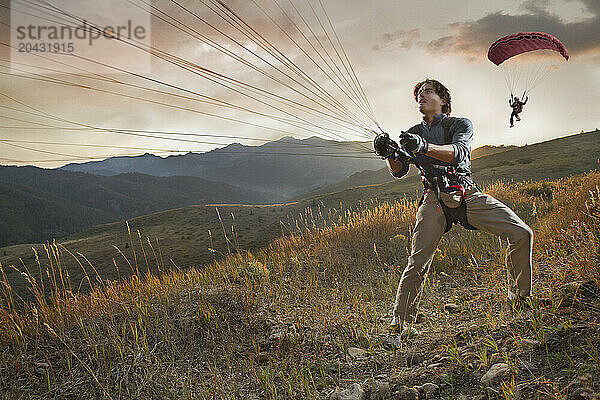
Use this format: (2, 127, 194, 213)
(405, 352, 424, 366)
(339, 383, 366, 400)
(522, 338, 541, 347)
(348, 347, 369, 360)
(396, 385, 418, 400)
(268, 322, 299, 345)
(257, 351, 270, 364)
(422, 383, 439, 399)
(570, 387, 594, 400)
(426, 362, 444, 369)
(444, 303, 460, 313)
(480, 363, 511, 386)
(367, 380, 390, 400)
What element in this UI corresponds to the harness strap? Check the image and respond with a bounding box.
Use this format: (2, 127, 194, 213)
(409, 117, 477, 233)
(407, 116, 456, 144)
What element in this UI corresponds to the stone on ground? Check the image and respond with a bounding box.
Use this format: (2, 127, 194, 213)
(480, 362, 511, 386)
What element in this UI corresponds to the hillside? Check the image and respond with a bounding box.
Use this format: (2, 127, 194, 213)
(0, 166, 272, 247)
(0, 181, 114, 246)
(60, 136, 382, 198)
(300, 144, 518, 199)
(472, 130, 600, 184)
(305, 130, 600, 202)
(3, 130, 600, 294)
(471, 144, 518, 159)
(1, 171, 599, 398)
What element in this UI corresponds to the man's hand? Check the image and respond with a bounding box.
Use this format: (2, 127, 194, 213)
(373, 132, 399, 159)
(400, 131, 428, 155)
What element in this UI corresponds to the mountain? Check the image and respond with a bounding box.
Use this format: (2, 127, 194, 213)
(60, 136, 382, 198)
(0, 166, 272, 247)
(0, 181, 114, 247)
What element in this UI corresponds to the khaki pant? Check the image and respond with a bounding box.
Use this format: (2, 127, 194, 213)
(393, 189, 533, 323)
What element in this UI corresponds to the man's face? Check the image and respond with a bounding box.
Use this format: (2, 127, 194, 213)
(417, 83, 445, 115)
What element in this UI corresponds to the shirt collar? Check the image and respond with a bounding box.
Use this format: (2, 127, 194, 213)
(422, 113, 447, 127)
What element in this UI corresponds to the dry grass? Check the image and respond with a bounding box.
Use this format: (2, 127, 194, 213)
(1, 172, 600, 399)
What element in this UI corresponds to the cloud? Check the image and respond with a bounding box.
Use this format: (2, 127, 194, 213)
(372, 28, 420, 51)
(424, 0, 600, 62)
(519, 0, 553, 14)
(373, 0, 600, 62)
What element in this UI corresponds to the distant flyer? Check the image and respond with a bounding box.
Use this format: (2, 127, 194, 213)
(10, 0, 151, 75)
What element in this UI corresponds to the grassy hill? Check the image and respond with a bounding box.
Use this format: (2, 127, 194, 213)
(0, 166, 272, 247)
(472, 130, 600, 184)
(1, 170, 599, 398)
(2, 131, 599, 298)
(0, 197, 373, 300)
(300, 143, 528, 199)
(305, 130, 600, 202)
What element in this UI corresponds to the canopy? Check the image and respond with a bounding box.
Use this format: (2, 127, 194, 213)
(487, 32, 569, 66)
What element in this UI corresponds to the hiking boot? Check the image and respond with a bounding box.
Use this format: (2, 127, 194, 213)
(510, 123, 514, 128)
(389, 320, 419, 339)
(400, 325, 419, 339)
(384, 326, 419, 349)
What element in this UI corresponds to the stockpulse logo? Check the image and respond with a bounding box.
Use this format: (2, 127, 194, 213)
(11, 1, 151, 74)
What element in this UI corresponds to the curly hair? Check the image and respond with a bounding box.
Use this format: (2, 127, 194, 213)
(413, 79, 452, 115)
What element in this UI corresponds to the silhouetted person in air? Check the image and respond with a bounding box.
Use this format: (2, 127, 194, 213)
(509, 94, 528, 128)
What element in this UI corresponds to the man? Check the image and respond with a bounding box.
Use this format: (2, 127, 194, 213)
(382, 79, 534, 339)
(509, 94, 528, 128)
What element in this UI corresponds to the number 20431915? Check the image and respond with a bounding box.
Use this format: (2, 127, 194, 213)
(17, 42, 74, 53)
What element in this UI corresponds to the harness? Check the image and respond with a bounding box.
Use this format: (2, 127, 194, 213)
(512, 102, 523, 113)
(407, 117, 478, 233)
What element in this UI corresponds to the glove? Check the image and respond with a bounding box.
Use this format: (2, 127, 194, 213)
(373, 132, 398, 159)
(399, 131, 428, 155)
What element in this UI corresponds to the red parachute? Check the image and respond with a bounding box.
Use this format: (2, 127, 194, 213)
(488, 32, 569, 66)
(488, 32, 568, 96)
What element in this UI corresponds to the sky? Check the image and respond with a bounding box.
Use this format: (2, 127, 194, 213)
(0, 0, 599, 168)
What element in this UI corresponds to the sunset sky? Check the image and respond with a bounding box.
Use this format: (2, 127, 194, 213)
(0, 0, 598, 168)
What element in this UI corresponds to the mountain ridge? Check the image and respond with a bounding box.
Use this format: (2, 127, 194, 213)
(59, 136, 382, 197)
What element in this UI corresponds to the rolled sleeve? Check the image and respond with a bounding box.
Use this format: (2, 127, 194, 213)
(451, 118, 473, 166)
